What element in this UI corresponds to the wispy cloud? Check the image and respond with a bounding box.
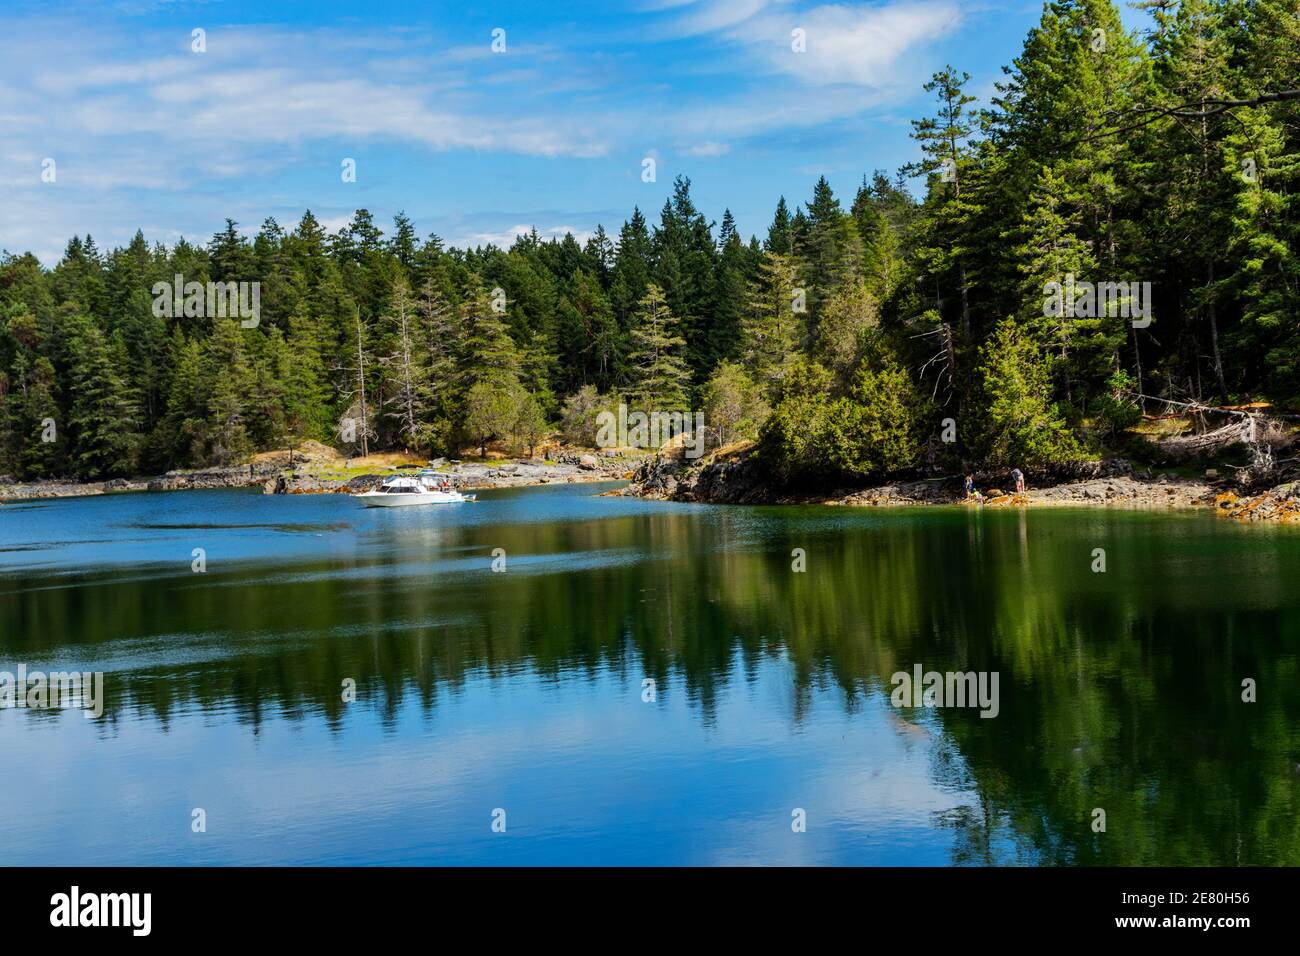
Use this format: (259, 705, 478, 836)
(458, 224, 598, 249)
(663, 0, 962, 87)
(0, 2, 971, 263)
(2, 21, 610, 182)
(680, 141, 732, 157)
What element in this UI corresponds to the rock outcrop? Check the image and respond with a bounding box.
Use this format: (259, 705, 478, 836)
(1215, 482, 1300, 523)
(627, 450, 1235, 514)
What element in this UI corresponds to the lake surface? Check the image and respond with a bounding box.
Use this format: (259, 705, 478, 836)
(1, 483, 1298, 866)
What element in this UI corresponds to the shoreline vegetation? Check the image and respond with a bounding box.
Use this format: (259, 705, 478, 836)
(624, 439, 1300, 523)
(6, 432, 1300, 525)
(2, 1, 1297, 524)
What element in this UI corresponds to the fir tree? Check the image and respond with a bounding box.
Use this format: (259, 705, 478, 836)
(740, 252, 803, 398)
(625, 284, 690, 412)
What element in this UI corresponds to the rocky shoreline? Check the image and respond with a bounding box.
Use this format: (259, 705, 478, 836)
(264, 453, 640, 495)
(0, 452, 641, 503)
(624, 447, 1300, 523)
(0, 462, 284, 501)
(1214, 483, 1300, 523)
(6, 447, 1297, 524)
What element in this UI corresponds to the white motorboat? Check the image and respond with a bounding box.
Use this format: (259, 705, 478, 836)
(353, 473, 476, 507)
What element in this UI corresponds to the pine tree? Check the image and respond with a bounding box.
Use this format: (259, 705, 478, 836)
(653, 177, 718, 378)
(625, 284, 690, 412)
(709, 213, 750, 368)
(740, 252, 803, 398)
(18, 356, 65, 478)
(464, 378, 524, 458)
(852, 176, 909, 300)
(700, 360, 767, 448)
(1012, 164, 1099, 406)
(823, 355, 927, 477)
(814, 278, 879, 385)
(65, 322, 141, 478)
(457, 287, 522, 393)
(410, 280, 461, 453)
(765, 197, 793, 254)
(389, 212, 419, 273)
(610, 208, 653, 334)
(281, 308, 330, 456)
(155, 332, 206, 468)
(797, 177, 862, 325)
(904, 67, 978, 337)
(1144, 0, 1237, 397)
(203, 319, 254, 465)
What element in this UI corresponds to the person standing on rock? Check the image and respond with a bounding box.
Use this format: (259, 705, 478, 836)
(1011, 468, 1026, 494)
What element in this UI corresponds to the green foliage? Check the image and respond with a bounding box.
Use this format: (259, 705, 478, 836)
(512, 390, 548, 457)
(1091, 369, 1143, 440)
(757, 350, 928, 480)
(559, 385, 615, 447)
(625, 283, 690, 412)
(740, 252, 803, 400)
(756, 360, 836, 477)
(700, 360, 767, 448)
(66, 317, 139, 479)
(464, 378, 523, 458)
(822, 357, 929, 477)
(813, 278, 879, 386)
(974, 319, 1084, 467)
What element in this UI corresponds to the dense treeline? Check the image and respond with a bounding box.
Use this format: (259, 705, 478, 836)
(1, 0, 1295, 482)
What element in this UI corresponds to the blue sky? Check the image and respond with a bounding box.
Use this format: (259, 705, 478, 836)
(0, 0, 1152, 264)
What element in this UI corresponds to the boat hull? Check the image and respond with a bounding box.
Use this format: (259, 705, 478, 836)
(353, 491, 474, 507)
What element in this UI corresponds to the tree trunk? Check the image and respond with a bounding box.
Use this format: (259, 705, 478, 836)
(356, 312, 369, 459)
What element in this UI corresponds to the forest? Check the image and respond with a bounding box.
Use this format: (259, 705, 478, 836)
(0, 0, 1295, 483)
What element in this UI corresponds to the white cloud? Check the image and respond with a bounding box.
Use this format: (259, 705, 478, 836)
(308, 214, 357, 236)
(0, 20, 609, 199)
(670, 0, 775, 36)
(664, 0, 962, 88)
(760, 2, 961, 87)
(458, 224, 597, 249)
(681, 140, 732, 156)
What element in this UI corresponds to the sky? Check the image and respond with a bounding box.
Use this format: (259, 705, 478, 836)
(0, 0, 1153, 265)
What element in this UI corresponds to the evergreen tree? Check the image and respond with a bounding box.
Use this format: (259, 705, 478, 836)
(203, 320, 254, 465)
(904, 67, 978, 336)
(625, 284, 690, 412)
(822, 354, 927, 477)
(814, 278, 879, 386)
(765, 197, 793, 254)
(740, 252, 803, 398)
(974, 319, 1082, 466)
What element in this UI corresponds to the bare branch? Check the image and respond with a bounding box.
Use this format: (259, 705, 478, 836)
(1083, 89, 1300, 143)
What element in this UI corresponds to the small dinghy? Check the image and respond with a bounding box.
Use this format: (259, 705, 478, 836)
(353, 473, 476, 507)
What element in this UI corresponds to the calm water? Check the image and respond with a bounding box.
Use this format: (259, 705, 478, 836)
(1, 483, 1298, 866)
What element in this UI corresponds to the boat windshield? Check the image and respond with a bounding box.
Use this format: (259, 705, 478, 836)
(383, 480, 422, 494)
